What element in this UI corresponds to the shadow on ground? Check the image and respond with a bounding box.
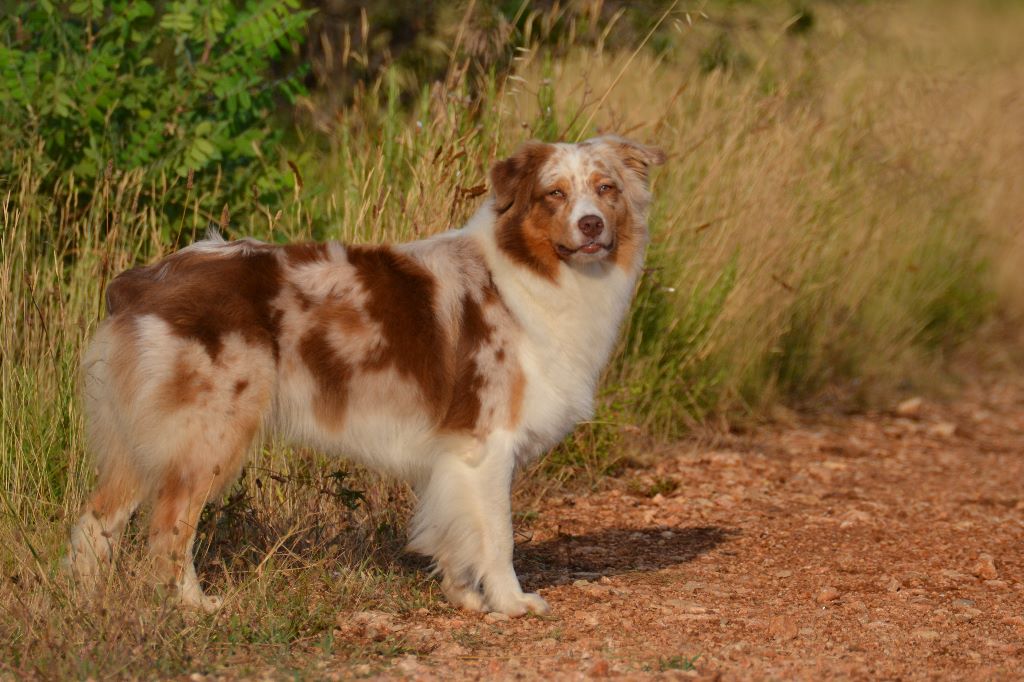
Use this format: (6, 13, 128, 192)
(190, 475, 734, 592)
(516, 525, 736, 588)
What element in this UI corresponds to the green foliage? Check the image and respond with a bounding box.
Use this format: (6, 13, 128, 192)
(0, 0, 312, 211)
(658, 654, 701, 672)
(699, 31, 751, 74)
(613, 252, 738, 434)
(913, 229, 995, 350)
(541, 411, 625, 486)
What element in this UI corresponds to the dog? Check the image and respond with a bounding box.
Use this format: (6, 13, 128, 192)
(66, 135, 664, 615)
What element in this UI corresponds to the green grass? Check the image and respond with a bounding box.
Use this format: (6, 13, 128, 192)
(657, 653, 702, 672)
(2, 0, 1024, 676)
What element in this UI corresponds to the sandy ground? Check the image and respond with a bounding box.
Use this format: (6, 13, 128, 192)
(318, 375, 1024, 680)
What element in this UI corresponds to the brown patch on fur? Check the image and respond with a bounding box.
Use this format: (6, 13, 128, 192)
(233, 379, 249, 396)
(299, 325, 353, 428)
(284, 242, 329, 265)
(322, 300, 366, 333)
(346, 245, 449, 407)
(516, 199, 567, 275)
(441, 357, 484, 431)
(441, 292, 494, 431)
(612, 211, 644, 271)
(291, 285, 315, 311)
(86, 465, 141, 519)
(105, 268, 152, 315)
(508, 366, 526, 428)
(147, 464, 209, 587)
(104, 248, 284, 361)
(161, 356, 213, 409)
(588, 170, 618, 196)
(150, 467, 191, 540)
(482, 276, 501, 304)
(208, 420, 259, 498)
(492, 142, 561, 281)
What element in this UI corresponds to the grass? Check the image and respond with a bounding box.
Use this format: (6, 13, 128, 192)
(656, 653, 701, 672)
(2, 0, 1024, 677)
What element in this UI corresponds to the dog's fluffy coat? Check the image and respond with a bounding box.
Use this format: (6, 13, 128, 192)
(66, 136, 664, 615)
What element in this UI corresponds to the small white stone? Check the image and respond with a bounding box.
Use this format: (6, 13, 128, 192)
(897, 397, 923, 417)
(816, 586, 841, 604)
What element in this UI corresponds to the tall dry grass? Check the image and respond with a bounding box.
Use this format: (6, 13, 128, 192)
(1, 1, 1023, 676)
(532, 2, 1024, 436)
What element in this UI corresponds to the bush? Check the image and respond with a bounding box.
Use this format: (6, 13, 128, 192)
(0, 0, 311, 214)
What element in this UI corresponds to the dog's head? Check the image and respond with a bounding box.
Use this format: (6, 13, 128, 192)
(490, 135, 665, 279)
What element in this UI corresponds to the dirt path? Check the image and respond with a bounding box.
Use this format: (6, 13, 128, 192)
(326, 377, 1024, 680)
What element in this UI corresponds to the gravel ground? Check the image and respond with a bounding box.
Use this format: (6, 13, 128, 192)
(316, 376, 1024, 680)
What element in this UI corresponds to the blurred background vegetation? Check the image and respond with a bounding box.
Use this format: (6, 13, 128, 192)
(0, 0, 820, 218)
(4, 0, 1024, 523)
(2, 1, 1024, 674)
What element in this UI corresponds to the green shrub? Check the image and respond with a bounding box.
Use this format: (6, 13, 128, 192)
(0, 0, 311, 214)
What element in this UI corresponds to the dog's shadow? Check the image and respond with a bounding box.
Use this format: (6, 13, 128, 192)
(513, 525, 734, 590)
(191, 480, 734, 592)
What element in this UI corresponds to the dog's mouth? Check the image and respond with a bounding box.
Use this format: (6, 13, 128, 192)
(555, 240, 613, 258)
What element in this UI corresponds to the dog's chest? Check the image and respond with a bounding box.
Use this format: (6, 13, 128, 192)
(501, 263, 636, 453)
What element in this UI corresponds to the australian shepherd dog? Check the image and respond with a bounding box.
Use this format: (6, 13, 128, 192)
(66, 136, 664, 616)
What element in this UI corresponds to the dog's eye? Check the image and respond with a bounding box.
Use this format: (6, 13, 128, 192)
(548, 189, 565, 199)
(598, 184, 615, 195)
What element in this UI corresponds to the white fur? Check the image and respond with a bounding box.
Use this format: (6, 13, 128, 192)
(465, 203, 638, 457)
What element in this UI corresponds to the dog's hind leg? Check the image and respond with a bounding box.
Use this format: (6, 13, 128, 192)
(146, 415, 261, 612)
(137, 334, 274, 611)
(67, 322, 150, 589)
(147, 464, 222, 612)
(65, 437, 147, 589)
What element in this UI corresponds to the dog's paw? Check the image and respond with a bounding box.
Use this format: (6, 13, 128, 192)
(196, 594, 223, 613)
(487, 591, 550, 617)
(441, 579, 487, 613)
(177, 586, 223, 613)
(62, 547, 103, 590)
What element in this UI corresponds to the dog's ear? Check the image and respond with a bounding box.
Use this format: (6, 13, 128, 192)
(591, 135, 666, 185)
(490, 141, 555, 214)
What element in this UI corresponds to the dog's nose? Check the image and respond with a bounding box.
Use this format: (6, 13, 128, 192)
(578, 215, 604, 238)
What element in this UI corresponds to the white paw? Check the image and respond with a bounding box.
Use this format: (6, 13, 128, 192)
(450, 589, 487, 613)
(441, 577, 487, 612)
(196, 594, 223, 613)
(178, 586, 223, 613)
(487, 591, 550, 617)
(62, 546, 103, 589)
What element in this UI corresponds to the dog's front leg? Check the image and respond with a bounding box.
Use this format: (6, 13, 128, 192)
(473, 441, 549, 617)
(409, 433, 549, 616)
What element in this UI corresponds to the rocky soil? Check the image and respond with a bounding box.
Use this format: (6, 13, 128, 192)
(318, 376, 1024, 680)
